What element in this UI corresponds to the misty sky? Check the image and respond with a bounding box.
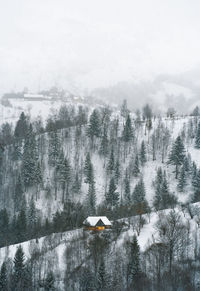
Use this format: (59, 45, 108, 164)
(1, 0, 200, 94)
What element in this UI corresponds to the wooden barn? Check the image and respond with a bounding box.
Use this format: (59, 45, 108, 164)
(83, 216, 112, 231)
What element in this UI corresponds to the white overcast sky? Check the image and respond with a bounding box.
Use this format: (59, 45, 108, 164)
(1, 0, 200, 93)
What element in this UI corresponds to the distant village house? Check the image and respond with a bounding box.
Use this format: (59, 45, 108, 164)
(23, 93, 51, 101)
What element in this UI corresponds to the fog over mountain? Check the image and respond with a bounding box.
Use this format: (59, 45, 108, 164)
(1, 0, 200, 110)
(92, 69, 200, 113)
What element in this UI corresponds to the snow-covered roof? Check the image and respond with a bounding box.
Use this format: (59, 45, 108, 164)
(83, 216, 112, 226)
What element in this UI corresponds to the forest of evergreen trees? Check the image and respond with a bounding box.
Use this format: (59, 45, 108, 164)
(0, 102, 200, 289)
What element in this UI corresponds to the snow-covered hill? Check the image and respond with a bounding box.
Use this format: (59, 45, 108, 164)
(1, 99, 200, 217)
(0, 100, 200, 289)
(1, 203, 200, 289)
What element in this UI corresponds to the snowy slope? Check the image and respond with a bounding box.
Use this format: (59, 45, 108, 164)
(0, 97, 200, 221)
(0, 203, 199, 286)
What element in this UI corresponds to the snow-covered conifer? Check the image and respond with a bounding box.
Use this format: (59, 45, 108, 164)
(0, 262, 7, 290)
(106, 177, 119, 207)
(168, 136, 185, 179)
(122, 114, 133, 142)
(140, 141, 147, 166)
(195, 122, 200, 148)
(132, 154, 140, 177)
(124, 170, 131, 204)
(177, 166, 187, 192)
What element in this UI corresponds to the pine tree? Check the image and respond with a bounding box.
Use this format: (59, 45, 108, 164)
(140, 141, 147, 166)
(64, 157, 72, 198)
(12, 141, 22, 161)
(133, 178, 146, 204)
(146, 117, 152, 132)
(28, 196, 37, 233)
(195, 122, 200, 148)
(14, 112, 29, 139)
(111, 118, 119, 141)
(14, 175, 23, 212)
(57, 154, 71, 202)
(0, 209, 9, 246)
(193, 169, 200, 202)
(114, 160, 120, 184)
(56, 149, 64, 172)
(132, 154, 140, 177)
(124, 171, 131, 204)
(23, 265, 33, 290)
(97, 258, 109, 291)
(177, 166, 187, 192)
(191, 106, 200, 116)
(11, 214, 17, 244)
(72, 172, 81, 195)
(34, 162, 43, 199)
(48, 130, 60, 166)
(1, 122, 12, 145)
(84, 153, 91, 174)
(161, 172, 170, 207)
(87, 181, 96, 215)
(106, 177, 119, 207)
(0, 145, 4, 169)
(143, 104, 152, 120)
(34, 162, 42, 186)
(183, 156, 190, 174)
(16, 209, 27, 242)
(192, 162, 197, 187)
(22, 125, 38, 188)
(153, 167, 163, 210)
(100, 124, 109, 157)
(154, 171, 177, 209)
(87, 109, 101, 142)
(87, 161, 94, 185)
(13, 246, 26, 290)
(120, 99, 129, 118)
(0, 262, 7, 291)
(84, 153, 94, 185)
(80, 267, 96, 291)
(122, 114, 133, 142)
(53, 210, 61, 232)
(107, 146, 115, 174)
(168, 136, 185, 179)
(44, 271, 55, 291)
(151, 133, 156, 160)
(127, 235, 141, 288)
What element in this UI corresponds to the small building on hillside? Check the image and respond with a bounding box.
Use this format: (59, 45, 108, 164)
(23, 93, 51, 101)
(83, 216, 112, 231)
